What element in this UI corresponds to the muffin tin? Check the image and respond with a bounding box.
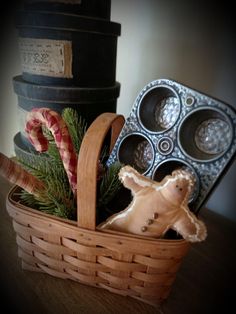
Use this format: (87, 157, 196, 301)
(107, 79, 236, 212)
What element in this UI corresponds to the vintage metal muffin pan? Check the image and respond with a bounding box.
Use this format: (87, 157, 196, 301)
(107, 79, 236, 213)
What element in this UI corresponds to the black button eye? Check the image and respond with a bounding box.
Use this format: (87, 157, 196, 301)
(153, 212, 159, 219)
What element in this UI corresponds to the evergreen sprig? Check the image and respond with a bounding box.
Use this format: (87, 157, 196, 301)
(62, 108, 87, 154)
(98, 161, 123, 208)
(17, 108, 81, 219)
(18, 108, 123, 222)
(18, 149, 76, 219)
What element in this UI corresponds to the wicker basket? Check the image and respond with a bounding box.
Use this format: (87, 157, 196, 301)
(6, 113, 190, 307)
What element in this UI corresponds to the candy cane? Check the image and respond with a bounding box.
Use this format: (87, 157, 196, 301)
(0, 152, 45, 196)
(25, 108, 78, 194)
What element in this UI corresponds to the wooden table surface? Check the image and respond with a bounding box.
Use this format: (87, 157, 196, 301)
(0, 175, 236, 314)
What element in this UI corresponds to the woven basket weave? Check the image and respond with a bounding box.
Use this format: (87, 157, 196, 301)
(6, 113, 190, 307)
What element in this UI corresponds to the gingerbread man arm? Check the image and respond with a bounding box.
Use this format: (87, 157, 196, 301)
(119, 165, 158, 194)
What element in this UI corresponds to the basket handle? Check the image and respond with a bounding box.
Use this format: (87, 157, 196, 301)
(77, 113, 125, 230)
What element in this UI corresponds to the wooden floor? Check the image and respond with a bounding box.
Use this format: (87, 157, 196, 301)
(0, 175, 236, 314)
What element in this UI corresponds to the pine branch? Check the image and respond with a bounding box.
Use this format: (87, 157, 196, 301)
(18, 162, 76, 219)
(17, 112, 77, 219)
(19, 190, 41, 209)
(17, 154, 51, 182)
(42, 125, 54, 142)
(16, 107, 122, 222)
(62, 108, 87, 154)
(37, 188, 76, 219)
(100, 145, 109, 164)
(98, 162, 123, 208)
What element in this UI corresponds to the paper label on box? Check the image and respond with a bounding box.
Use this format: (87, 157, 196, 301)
(19, 38, 73, 78)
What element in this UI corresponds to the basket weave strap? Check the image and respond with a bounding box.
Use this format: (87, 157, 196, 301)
(77, 113, 125, 230)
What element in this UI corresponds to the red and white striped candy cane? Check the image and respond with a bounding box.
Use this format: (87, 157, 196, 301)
(25, 108, 78, 194)
(0, 152, 45, 196)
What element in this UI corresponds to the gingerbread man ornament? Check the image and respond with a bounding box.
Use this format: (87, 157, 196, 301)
(99, 165, 207, 243)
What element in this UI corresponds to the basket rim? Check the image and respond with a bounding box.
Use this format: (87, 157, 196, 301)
(7, 185, 189, 247)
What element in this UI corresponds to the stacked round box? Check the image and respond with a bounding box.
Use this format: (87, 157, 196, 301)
(13, 0, 121, 157)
